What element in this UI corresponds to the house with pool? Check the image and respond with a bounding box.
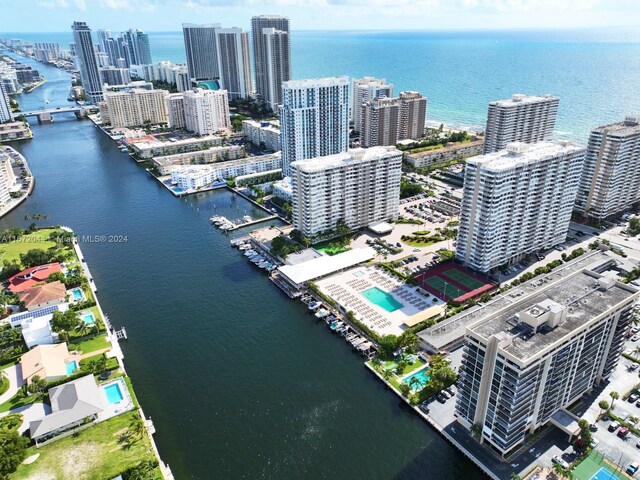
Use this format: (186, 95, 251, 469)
(18, 280, 66, 312)
(29, 374, 134, 445)
(7, 262, 62, 293)
(5, 302, 70, 348)
(20, 343, 81, 384)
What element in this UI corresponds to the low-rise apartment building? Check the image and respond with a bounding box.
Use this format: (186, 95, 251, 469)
(153, 145, 245, 175)
(404, 139, 484, 169)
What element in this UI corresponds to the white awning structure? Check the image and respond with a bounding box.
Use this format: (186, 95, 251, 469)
(368, 221, 394, 235)
(278, 247, 376, 286)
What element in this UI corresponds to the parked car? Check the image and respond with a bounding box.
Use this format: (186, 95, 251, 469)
(618, 427, 630, 438)
(552, 456, 570, 469)
(627, 462, 639, 475)
(436, 393, 446, 404)
(628, 393, 639, 402)
(632, 335, 639, 342)
(441, 390, 452, 399)
(418, 402, 430, 414)
(608, 421, 620, 432)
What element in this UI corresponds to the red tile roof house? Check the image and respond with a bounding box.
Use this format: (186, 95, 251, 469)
(18, 281, 67, 312)
(7, 263, 62, 293)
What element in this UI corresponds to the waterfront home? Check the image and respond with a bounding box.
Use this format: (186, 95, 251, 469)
(20, 343, 81, 384)
(7, 262, 62, 292)
(29, 374, 105, 445)
(18, 280, 66, 311)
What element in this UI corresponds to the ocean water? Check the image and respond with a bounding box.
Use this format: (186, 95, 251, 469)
(6, 28, 640, 140)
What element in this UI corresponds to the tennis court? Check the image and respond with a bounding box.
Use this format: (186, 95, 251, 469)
(442, 268, 487, 290)
(573, 451, 632, 480)
(416, 262, 497, 303)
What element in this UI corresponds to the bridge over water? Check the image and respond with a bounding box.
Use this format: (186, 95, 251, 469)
(20, 105, 97, 118)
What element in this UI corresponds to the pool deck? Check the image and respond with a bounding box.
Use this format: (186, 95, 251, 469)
(316, 266, 444, 336)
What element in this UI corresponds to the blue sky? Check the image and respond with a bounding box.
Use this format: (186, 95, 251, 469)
(4, 0, 640, 31)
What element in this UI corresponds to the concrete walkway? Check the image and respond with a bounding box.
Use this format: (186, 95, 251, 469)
(0, 402, 51, 435)
(0, 365, 24, 405)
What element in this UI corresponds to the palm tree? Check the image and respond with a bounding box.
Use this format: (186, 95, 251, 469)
(634, 345, 640, 359)
(610, 391, 620, 409)
(409, 376, 421, 392)
(629, 415, 639, 428)
(598, 400, 610, 417)
(553, 463, 567, 479)
(128, 415, 146, 440)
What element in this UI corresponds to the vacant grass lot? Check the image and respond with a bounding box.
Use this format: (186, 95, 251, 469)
(69, 334, 110, 355)
(0, 229, 62, 266)
(12, 412, 160, 480)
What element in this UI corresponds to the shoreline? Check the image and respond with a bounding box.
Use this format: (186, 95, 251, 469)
(66, 227, 174, 479)
(0, 146, 35, 219)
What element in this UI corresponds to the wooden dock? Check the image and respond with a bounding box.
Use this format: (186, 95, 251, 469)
(227, 214, 279, 231)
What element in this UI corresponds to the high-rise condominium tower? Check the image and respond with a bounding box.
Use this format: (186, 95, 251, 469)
(280, 77, 350, 175)
(483, 94, 559, 154)
(455, 262, 638, 456)
(182, 23, 220, 83)
(215, 28, 252, 101)
(123, 29, 152, 66)
(352, 77, 393, 134)
(0, 83, 12, 123)
(183, 88, 231, 136)
(456, 141, 585, 273)
(72, 21, 103, 103)
(290, 146, 402, 237)
(251, 16, 290, 111)
(361, 91, 427, 147)
(574, 116, 640, 220)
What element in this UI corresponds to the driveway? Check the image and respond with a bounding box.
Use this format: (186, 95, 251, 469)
(0, 402, 51, 435)
(0, 364, 24, 405)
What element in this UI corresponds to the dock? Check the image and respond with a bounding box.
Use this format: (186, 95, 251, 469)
(228, 215, 279, 231)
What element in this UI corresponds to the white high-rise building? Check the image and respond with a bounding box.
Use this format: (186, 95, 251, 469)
(182, 23, 220, 82)
(183, 88, 231, 136)
(251, 16, 290, 111)
(455, 261, 638, 456)
(483, 94, 559, 154)
(165, 93, 186, 129)
(280, 77, 350, 175)
(0, 83, 12, 123)
(456, 141, 585, 273)
(215, 28, 252, 101)
(290, 146, 402, 237)
(352, 77, 393, 134)
(72, 21, 103, 103)
(574, 116, 640, 220)
(103, 87, 169, 128)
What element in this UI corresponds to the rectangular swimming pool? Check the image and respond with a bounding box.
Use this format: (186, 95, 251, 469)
(403, 367, 430, 390)
(361, 287, 403, 312)
(104, 383, 125, 405)
(82, 312, 95, 325)
(71, 288, 83, 300)
(65, 360, 78, 375)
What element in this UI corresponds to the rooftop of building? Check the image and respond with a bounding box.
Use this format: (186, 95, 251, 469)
(418, 252, 623, 352)
(282, 76, 349, 89)
(127, 132, 223, 150)
(290, 146, 401, 173)
(467, 141, 584, 171)
(489, 93, 559, 107)
(170, 152, 282, 173)
(468, 266, 638, 362)
(591, 116, 640, 137)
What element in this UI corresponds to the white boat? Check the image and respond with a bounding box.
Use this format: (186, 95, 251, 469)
(316, 309, 331, 319)
(308, 301, 321, 311)
(242, 215, 252, 222)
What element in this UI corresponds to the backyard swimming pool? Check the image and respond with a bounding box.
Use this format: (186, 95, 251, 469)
(403, 367, 430, 390)
(65, 360, 78, 375)
(71, 288, 83, 301)
(361, 287, 403, 312)
(104, 382, 125, 405)
(81, 312, 96, 325)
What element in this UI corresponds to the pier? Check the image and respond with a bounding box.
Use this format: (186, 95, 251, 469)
(228, 214, 279, 231)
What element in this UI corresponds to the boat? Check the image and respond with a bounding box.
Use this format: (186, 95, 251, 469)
(335, 325, 349, 334)
(345, 333, 357, 341)
(329, 320, 343, 329)
(307, 301, 321, 311)
(316, 309, 331, 319)
(242, 215, 252, 222)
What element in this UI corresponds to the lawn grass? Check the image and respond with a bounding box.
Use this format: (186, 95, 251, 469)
(69, 334, 110, 355)
(0, 228, 74, 267)
(0, 389, 41, 413)
(0, 375, 8, 395)
(315, 242, 351, 256)
(11, 411, 160, 480)
(401, 239, 440, 248)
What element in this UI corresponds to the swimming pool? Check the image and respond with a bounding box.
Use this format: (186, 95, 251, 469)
(81, 312, 95, 325)
(65, 360, 78, 375)
(361, 287, 403, 312)
(104, 383, 125, 405)
(353, 270, 365, 278)
(403, 367, 430, 390)
(71, 288, 83, 301)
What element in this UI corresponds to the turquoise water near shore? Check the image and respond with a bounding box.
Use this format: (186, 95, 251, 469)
(7, 28, 640, 140)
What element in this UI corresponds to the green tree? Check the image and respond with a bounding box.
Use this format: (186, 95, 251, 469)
(400, 179, 424, 199)
(27, 375, 48, 399)
(399, 332, 419, 353)
(0, 429, 30, 479)
(0, 260, 22, 281)
(629, 217, 640, 236)
(128, 415, 146, 440)
(19, 249, 52, 268)
(51, 310, 80, 342)
(335, 219, 351, 239)
(46, 271, 66, 284)
(578, 418, 592, 447)
(598, 399, 610, 416)
(125, 459, 159, 480)
(378, 334, 399, 357)
(609, 390, 619, 409)
(399, 382, 411, 397)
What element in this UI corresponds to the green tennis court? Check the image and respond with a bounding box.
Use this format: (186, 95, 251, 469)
(573, 451, 632, 480)
(442, 269, 487, 290)
(422, 276, 466, 299)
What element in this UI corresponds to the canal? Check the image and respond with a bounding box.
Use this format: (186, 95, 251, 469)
(1, 56, 480, 479)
